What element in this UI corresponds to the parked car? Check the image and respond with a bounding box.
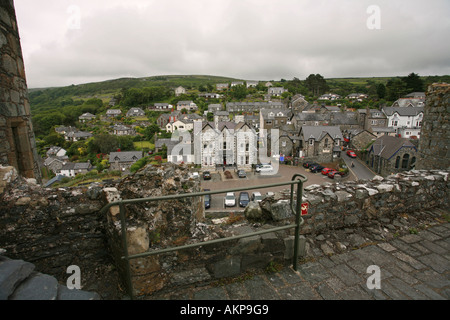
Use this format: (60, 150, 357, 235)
(310, 164, 325, 173)
(237, 170, 247, 178)
(203, 171, 211, 180)
(255, 164, 273, 173)
(251, 192, 262, 202)
(238, 192, 250, 207)
(321, 168, 334, 175)
(347, 150, 357, 158)
(204, 189, 211, 209)
(224, 192, 236, 207)
(327, 170, 343, 179)
(302, 161, 319, 169)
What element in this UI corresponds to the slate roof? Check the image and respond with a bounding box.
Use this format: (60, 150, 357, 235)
(370, 136, 417, 160)
(300, 126, 343, 141)
(109, 151, 143, 163)
(383, 106, 424, 117)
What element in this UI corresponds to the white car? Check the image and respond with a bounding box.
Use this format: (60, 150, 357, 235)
(224, 192, 236, 207)
(255, 164, 273, 173)
(251, 192, 263, 202)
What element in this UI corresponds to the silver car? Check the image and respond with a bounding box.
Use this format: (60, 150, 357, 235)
(224, 192, 236, 207)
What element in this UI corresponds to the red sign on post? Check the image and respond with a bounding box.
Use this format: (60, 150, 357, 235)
(301, 202, 309, 216)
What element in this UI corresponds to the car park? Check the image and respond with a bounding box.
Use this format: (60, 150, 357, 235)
(347, 150, 357, 158)
(238, 192, 250, 207)
(251, 192, 262, 202)
(237, 170, 247, 178)
(224, 192, 236, 207)
(321, 168, 334, 175)
(203, 171, 211, 180)
(255, 164, 273, 173)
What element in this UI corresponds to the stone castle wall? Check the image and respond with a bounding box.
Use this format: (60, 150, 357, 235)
(417, 83, 450, 170)
(0, 1, 40, 182)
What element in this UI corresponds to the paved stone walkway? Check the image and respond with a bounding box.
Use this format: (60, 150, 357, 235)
(149, 222, 450, 300)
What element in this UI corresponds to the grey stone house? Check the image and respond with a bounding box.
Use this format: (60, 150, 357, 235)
(298, 126, 344, 162)
(367, 135, 418, 176)
(109, 151, 143, 172)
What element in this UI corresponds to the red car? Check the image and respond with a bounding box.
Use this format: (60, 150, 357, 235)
(327, 170, 342, 179)
(347, 150, 357, 158)
(321, 168, 334, 175)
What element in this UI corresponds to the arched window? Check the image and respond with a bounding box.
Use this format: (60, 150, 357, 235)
(395, 156, 400, 169)
(402, 154, 410, 169)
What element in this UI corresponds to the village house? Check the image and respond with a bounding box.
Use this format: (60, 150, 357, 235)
(367, 135, 418, 176)
(298, 126, 344, 162)
(78, 112, 96, 122)
(175, 86, 186, 96)
(382, 106, 424, 139)
(112, 125, 136, 136)
(43, 157, 65, 175)
(109, 151, 143, 172)
(344, 129, 377, 151)
(268, 87, 288, 97)
(216, 83, 229, 91)
(226, 101, 285, 113)
(46, 146, 67, 158)
(207, 104, 222, 113)
(246, 81, 259, 88)
(259, 109, 291, 134)
(126, 107, 146, 117)
(318, 93, 341, 101)
(290, 94, 310, 113)
(197, 121, 257, 170)
(150, 103, 173, 111)
(346, 93, 368, 101)
(59, 162, 92, 177)
(176, 100, 198, 111)
(198, 92, 222, 99)
(231, 81, 244, 87)
(357, 107, 388, 132)
(157, 111, 180, 129)
(106, 109, 122, 118)
(64, 131, 93, 142)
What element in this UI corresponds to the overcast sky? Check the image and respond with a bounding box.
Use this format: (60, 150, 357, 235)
(14, 0, 450, 88)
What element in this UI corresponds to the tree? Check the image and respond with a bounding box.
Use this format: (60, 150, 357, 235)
(144, 124, 160, 141)
(376, 83, 386, 99)
(305, 74, 328, 96)
(386, 78, 407, 101)
(230, 84, 247, 100)
(402, 72, 424, 93)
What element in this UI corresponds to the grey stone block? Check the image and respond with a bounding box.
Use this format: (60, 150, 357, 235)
(0, 259, 35, 300)
(10, 273, 58, 300)
(57, 285, 100, 300)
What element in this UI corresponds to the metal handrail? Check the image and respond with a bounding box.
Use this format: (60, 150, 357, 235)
(101, 174, 308, 299)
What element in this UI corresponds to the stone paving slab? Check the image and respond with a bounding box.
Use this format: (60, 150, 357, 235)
(148, 222, 450, 300)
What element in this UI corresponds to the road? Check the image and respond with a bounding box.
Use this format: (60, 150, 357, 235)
(341, 153, 376, 181)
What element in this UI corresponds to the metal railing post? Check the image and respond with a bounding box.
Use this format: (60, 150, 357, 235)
(291, 174, 306, 271)
(119, 202, 134, 300)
